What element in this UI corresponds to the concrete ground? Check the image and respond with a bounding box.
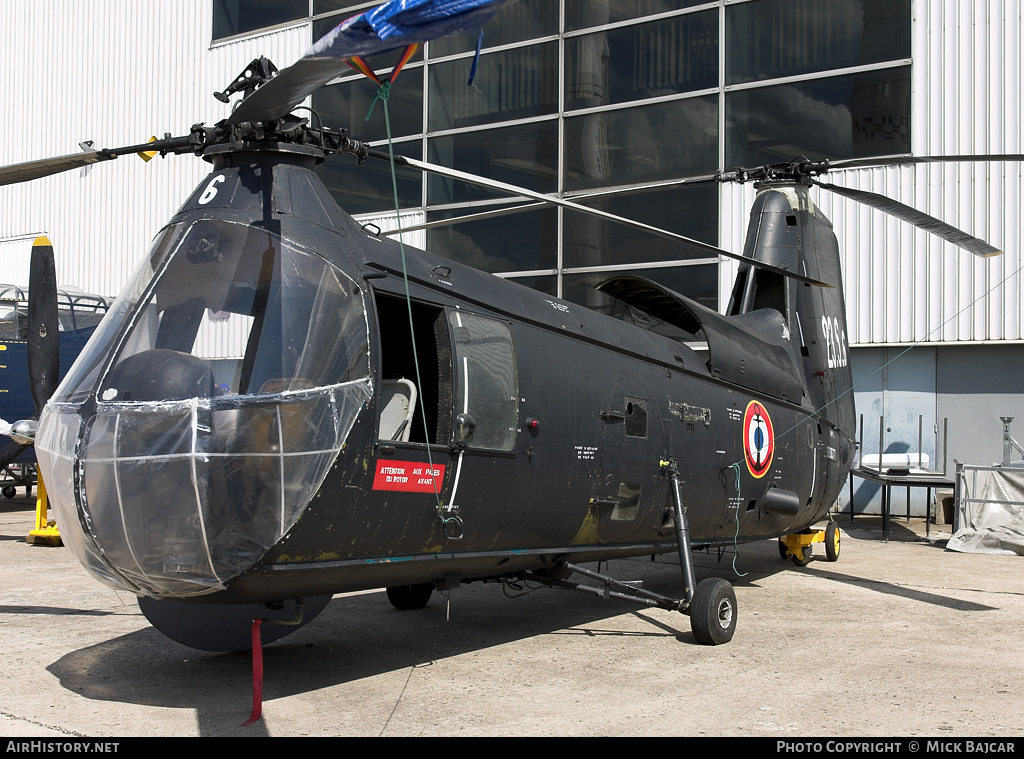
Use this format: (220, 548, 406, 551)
(1, 491, 1022, 738)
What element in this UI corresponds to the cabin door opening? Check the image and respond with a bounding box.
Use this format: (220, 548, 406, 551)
(372, 291, 452, 445)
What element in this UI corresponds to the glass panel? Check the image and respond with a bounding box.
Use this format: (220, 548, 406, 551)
(91, 220, 369, 401)
(212, 0, 307, 41)
(624, 399, 647, 438)
(0, 298, 26, 339)
(726, 66, 911, 167)
(726, 0, 911, 85)
(427, 120, 558, 204)
(312, 71, 422, 142)
(499, 274, 557, 297)
(563, 184, 718, 269)
(450, 311, 518, 451)
(562, 264, 718, 315)
(566, 11, 717, 110)
(611, 481, 642, 521)
(564, 96, 718, 191)
(316, 140, 422, 215)
(427, 206, 557, 273)
(429, 0, 557, 57)
(429, 43, 558, 131)
(566, 0, 708, 31)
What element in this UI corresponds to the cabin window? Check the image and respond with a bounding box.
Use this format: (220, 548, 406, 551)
(624, 396, 648, 438)
(449, 311, 518, 451)
(611, 482, 642, 522)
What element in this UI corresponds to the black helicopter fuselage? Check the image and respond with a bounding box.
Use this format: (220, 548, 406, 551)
(36, 143, 855, 613)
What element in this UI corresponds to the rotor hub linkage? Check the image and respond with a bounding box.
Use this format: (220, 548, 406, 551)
(717, 156, 831, 186)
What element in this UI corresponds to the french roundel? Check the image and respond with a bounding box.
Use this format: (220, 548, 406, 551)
(742, 400, 775, 478)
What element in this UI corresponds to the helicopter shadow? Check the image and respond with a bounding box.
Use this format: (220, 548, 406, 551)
(45, 558, 729, 736)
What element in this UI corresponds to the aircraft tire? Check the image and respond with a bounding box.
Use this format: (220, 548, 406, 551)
(690, 578, 737, 645)
(791, 544, 813, 566)
(138, 594, 332, 652)
(825, 522, 841, 562)
(386, 582, 434, 610)
(778, 538, 788, 560)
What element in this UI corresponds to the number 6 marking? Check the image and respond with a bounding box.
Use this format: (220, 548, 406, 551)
(198, 175, 226, 205)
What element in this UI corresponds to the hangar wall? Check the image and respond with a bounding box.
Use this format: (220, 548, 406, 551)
(845, 343, 1024, 516)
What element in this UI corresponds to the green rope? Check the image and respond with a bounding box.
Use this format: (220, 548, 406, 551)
(365, 80, 390, 122)
(729, 463, 747, 577)
(378, 84, 451, 527)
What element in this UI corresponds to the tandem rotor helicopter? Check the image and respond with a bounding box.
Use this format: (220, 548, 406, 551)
(2, 0, 1019, 653)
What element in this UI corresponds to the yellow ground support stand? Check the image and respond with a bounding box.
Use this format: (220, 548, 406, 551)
(26, 472, 61, 546)
(778, 522, 840, 566)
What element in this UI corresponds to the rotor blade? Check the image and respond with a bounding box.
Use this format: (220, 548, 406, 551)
(383, 175, 723, 236)
(0, 150, 115, 187)
(0, 134, 196, 188)
(228, 0, 510, 125)
(27, 237, 60, 414)
(813, 180, 1002, 257)
(381, 153, 834, 287)
(828, 153, 1024, 171)
(227, 58, 353, 126)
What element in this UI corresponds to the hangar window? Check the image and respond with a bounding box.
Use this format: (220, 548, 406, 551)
(212, 0, 307, 42)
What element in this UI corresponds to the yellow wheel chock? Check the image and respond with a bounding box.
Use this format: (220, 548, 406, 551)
(778, 522, 840, 566)
(26, 471, 61, 546)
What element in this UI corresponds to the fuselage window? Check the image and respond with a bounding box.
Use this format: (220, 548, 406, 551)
(449, 311, 518, 452)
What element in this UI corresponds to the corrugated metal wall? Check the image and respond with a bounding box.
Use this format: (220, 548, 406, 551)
(0, 0, 308, 298)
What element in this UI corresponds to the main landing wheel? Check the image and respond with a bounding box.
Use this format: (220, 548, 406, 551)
(386, 582, 434, 610)
(825, 522, 841, 562)
(138, 594, 332, 652)
(689, 578, 737, 645)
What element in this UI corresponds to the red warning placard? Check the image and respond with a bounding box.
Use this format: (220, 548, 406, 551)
(372, 460, 446, 493)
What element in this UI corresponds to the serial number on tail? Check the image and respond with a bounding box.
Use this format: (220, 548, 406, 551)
(822, 314, 848, 369)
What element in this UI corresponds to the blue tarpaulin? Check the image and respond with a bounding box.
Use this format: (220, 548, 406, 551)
(227, 0, 511, 124)
(308, 0, 510, 60)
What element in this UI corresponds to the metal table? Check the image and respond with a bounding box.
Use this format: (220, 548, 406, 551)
(847, 467, 955, 541)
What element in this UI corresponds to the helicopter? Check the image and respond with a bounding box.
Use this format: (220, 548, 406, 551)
(0, 0, 1016, 655)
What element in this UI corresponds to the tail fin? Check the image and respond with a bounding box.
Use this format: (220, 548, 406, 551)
(727, 184, 855, 442)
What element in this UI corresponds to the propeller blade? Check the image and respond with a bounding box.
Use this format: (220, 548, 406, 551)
(380, 153, 834, 287)
(27, 237, 60, 414)
(228, 0, 510, 125)
(827, 153, 1024, 171)
(812, 179, 1002, 258)
(0, 439, 30, 470)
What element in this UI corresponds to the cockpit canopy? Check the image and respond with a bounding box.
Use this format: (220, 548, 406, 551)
(36, 219, 372, 597)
